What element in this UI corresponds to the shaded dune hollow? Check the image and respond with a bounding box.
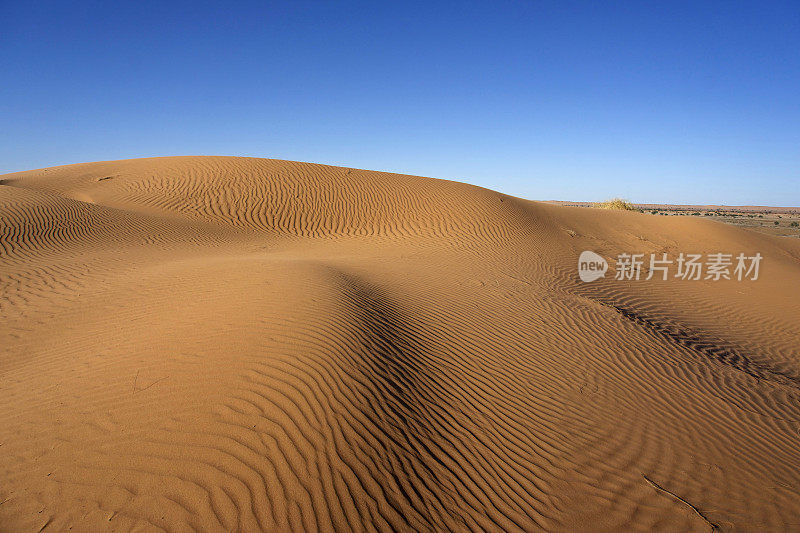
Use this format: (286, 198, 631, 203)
(1, 156, 800, 532)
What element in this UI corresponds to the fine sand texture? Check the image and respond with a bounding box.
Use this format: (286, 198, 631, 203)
(2, 156, 800, 532)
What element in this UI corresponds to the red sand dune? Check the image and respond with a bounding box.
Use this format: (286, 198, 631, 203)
(2, 157, 799, 531)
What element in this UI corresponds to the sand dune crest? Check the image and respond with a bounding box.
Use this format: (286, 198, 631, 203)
(2, 157, 799, 531)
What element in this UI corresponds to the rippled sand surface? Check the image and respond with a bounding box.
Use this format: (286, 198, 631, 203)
(2, 156, 799, 531)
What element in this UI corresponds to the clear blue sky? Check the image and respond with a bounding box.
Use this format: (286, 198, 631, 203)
(2, 1, 798, 205)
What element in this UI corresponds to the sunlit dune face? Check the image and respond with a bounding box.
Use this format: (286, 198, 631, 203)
(1, 156, 799, 531)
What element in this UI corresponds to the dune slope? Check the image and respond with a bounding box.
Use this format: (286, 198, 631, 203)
(1, 156, 799, 532)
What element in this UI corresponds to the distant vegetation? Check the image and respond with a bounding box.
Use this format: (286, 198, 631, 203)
(571, 200, 799, 236)
(594, 198, 641, 212)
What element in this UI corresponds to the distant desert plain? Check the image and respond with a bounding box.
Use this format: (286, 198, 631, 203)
(1, 157, 799, 531)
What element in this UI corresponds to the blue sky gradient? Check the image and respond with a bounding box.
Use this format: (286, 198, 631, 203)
(2, 1, 798, 205)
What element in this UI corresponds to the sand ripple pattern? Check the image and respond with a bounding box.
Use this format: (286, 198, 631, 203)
(1, 157, 799, 532)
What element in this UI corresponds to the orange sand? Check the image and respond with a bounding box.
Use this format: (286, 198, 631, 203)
(2, 157, 799, 531)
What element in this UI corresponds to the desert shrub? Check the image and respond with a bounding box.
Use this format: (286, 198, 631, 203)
(790, 221, 799, 227)
(594, 198, 641, 212)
